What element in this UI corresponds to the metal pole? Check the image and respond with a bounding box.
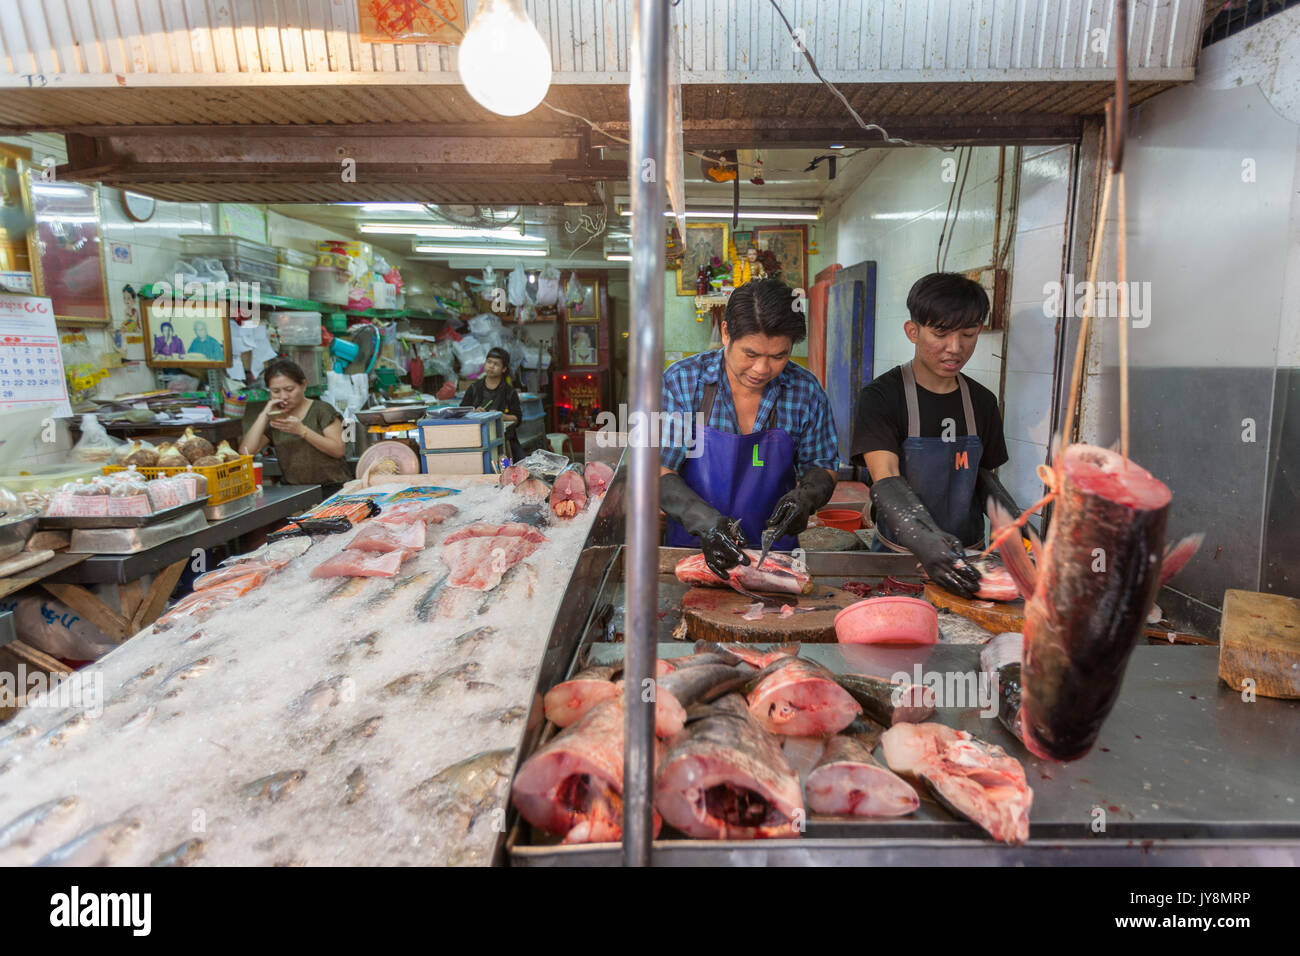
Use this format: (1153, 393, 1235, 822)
(622, 0, 667, 867)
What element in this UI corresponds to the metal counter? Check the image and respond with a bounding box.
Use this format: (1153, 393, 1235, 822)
(44, 484, 322, 585)
(506, 545, 1300, 866)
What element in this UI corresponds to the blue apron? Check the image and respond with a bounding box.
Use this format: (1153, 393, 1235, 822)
(875, 362, 985, 549)
(665, 381, 799, 551)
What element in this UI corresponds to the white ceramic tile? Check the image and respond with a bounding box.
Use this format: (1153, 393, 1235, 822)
(1001, 437, 1050, 515)
(1017, 148, 1073, 232)
(1003, 370, 1054, 446)
(1005, 300, 1058, 375)
(1008, 225, 1066, 307)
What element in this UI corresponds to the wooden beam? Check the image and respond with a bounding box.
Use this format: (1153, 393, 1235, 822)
(38, 581, 132, 642)
(131, 558, 187, 634)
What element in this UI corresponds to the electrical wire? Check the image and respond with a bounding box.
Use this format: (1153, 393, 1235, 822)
(940, 147, 973, 271)
(935, 147, 965, 271)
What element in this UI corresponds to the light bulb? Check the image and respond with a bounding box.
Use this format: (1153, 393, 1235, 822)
(457, 0, 552, 117)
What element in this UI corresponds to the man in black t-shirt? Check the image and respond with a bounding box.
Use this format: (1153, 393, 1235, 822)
(461, 346, 524, 461)
(850, 273, 1026, 598)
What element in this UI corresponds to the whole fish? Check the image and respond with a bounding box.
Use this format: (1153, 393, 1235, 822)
(880, 722, 1032, 845)
(454, 626, 497, 652)
(805, 725, 919, 818)
(34, 818, 142, 867)
(834, 672, 936, 726)
(240, 769, 307, 803)
(676, 551, 813, 595)
(408, 749, 514, 835)
(744, 657, 861, 737)
(344, 766, 367, 805)
(151, 838, 205, 867)
(991, 443, 1201, 760)
(0, 796, 85, 865)
(654, 694, 804, 839)
(512, 698, 663, 844)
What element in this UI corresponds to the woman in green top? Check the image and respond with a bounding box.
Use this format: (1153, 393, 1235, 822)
(240, 359, 352, 494)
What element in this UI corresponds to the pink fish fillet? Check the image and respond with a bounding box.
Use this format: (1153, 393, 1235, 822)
(374, 501, 459, 526)
(440, 522, 548, 591)
(348, 520, 426, 553)
(880, 722, 1033, 845)
(310, 549, 405, 579)
(512, 698, 662, 844)
(584, 461, 614, 495)
(745, 656, 861, 736)
(500, 464, 530, 486)
(549, 467, 588, 518)
(675, 551, 813, 595)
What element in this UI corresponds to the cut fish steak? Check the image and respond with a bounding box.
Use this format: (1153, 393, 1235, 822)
(675, 551, 813, 595)
(805, 729, 920, 817)
(584, 461, 614, 495)
(968, 558, 1020, 602)
(880, 722, 1032, 845)
(654, 694, 804, 839)
(834, 672, 936, 726)
(549, 465, 588, 519)
(543, 666, 621, 729)
(512, 698, 662, 844)
(744, 656, 861, 737)
(348, 520, 426, 554)
(655, 661, 756, 738)
(440, 522, 548, 591)
(311, 549, 405, 579)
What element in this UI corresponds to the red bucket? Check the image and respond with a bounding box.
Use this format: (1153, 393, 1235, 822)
(815, 508, 863, 532)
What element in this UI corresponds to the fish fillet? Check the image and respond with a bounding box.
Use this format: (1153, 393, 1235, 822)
(311, 549, 405, 579)
(675, 551, 813, 595)
(440, 522, 548, 591)
(374, 501, 459, 526)
(348, 520, 426, 553)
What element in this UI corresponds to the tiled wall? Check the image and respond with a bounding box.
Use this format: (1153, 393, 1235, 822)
(827, 145, 1071, 509)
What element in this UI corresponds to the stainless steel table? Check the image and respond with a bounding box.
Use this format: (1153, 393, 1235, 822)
(45, 484, 322, 586)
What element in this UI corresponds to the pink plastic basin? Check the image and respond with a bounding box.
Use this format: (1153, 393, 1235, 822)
(834, 596, 939, 645)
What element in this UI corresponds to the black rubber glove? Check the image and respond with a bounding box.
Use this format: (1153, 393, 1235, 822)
(660, 471, 750, 580)
(765, 467, 836, 540)
(976, 468, 1035, 540)
(870, 475, 981, 599)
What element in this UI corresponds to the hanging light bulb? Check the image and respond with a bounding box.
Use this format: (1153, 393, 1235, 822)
(457, 0, 553, 117)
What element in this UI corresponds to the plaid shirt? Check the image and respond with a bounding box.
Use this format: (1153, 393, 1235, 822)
(660, 348, 840, 473)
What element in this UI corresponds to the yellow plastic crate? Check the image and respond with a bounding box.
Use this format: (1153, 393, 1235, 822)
(102, 455, 255, 506)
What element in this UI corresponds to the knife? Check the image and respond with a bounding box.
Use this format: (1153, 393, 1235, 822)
(755, 526, 779, 572)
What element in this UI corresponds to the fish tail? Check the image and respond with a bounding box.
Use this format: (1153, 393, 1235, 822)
(989, 500, 1037, 600)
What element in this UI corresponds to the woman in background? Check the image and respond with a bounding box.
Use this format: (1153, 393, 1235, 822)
(240, 359, 352, 496)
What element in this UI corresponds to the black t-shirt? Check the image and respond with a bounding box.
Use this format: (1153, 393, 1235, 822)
(851, 364, 1008, 474)
(460, 379, 522, 423)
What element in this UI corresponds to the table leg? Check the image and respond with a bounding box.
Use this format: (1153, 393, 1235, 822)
(38, 582, 133, 642)
(131, 558, 188, 633)
(119, 579, 145, 621)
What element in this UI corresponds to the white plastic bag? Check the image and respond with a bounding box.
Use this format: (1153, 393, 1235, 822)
(452, 336, 489, 379)
(535, 265, 561, 307)
(507, 263, 529, 307)
(71, 414, 122, 463)
(468, 313, 503, 348)
(565, 272, 586, 306)
(1, 594, 116, 661)
(321, 371, 369, 418)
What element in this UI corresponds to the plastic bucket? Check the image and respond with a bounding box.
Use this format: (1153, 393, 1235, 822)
(816, 508, 863, 532)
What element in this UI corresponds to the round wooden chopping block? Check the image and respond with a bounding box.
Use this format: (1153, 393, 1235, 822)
(680, 585, 861, 643)
(923, 582, 1026, 634)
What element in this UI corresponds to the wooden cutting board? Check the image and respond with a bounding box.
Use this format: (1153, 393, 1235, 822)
(1219, 589, 1300, 699)
(924, 582, 1214, 645)
(680, 584, 860, 643)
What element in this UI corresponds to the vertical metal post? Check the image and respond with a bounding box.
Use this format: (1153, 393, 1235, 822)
(622, 0, 667, 867)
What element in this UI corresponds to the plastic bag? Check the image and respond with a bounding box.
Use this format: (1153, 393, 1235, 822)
(520, 341, 551, 370)
(71, 413, 121, 463)
(535, 265, 561, 307)
(452, 336, 489, 379)
(1, 594, 116, 662)
(468, 313, 503, 350)
(507, 263, 529, 307)
(513, 449, 571, 481)
(321, 371, 369, 418)
(565, 272, 586, 306)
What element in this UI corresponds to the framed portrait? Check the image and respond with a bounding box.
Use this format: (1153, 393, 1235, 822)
(142, 298, 231, 369)
(24, 175, 110, 325)
(567, 325, 599, 367)
(675, 222, 730, 296)
(566, 277, 600, 322)
(754, 224, 808, 292)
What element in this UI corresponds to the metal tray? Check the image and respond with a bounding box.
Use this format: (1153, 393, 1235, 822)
(37, 496, 209, 530)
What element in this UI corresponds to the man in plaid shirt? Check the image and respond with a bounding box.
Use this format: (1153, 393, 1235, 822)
(660, 277, 839, 579)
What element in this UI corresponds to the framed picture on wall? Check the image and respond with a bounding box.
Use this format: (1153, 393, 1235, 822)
(675, 222, 730, 296)
(565, 277, 600, 321)
(568, 325, 599, 367)
(754, 224, 808, 292)
(142, 299, 232, 369)
(24, 175, 110, 325)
